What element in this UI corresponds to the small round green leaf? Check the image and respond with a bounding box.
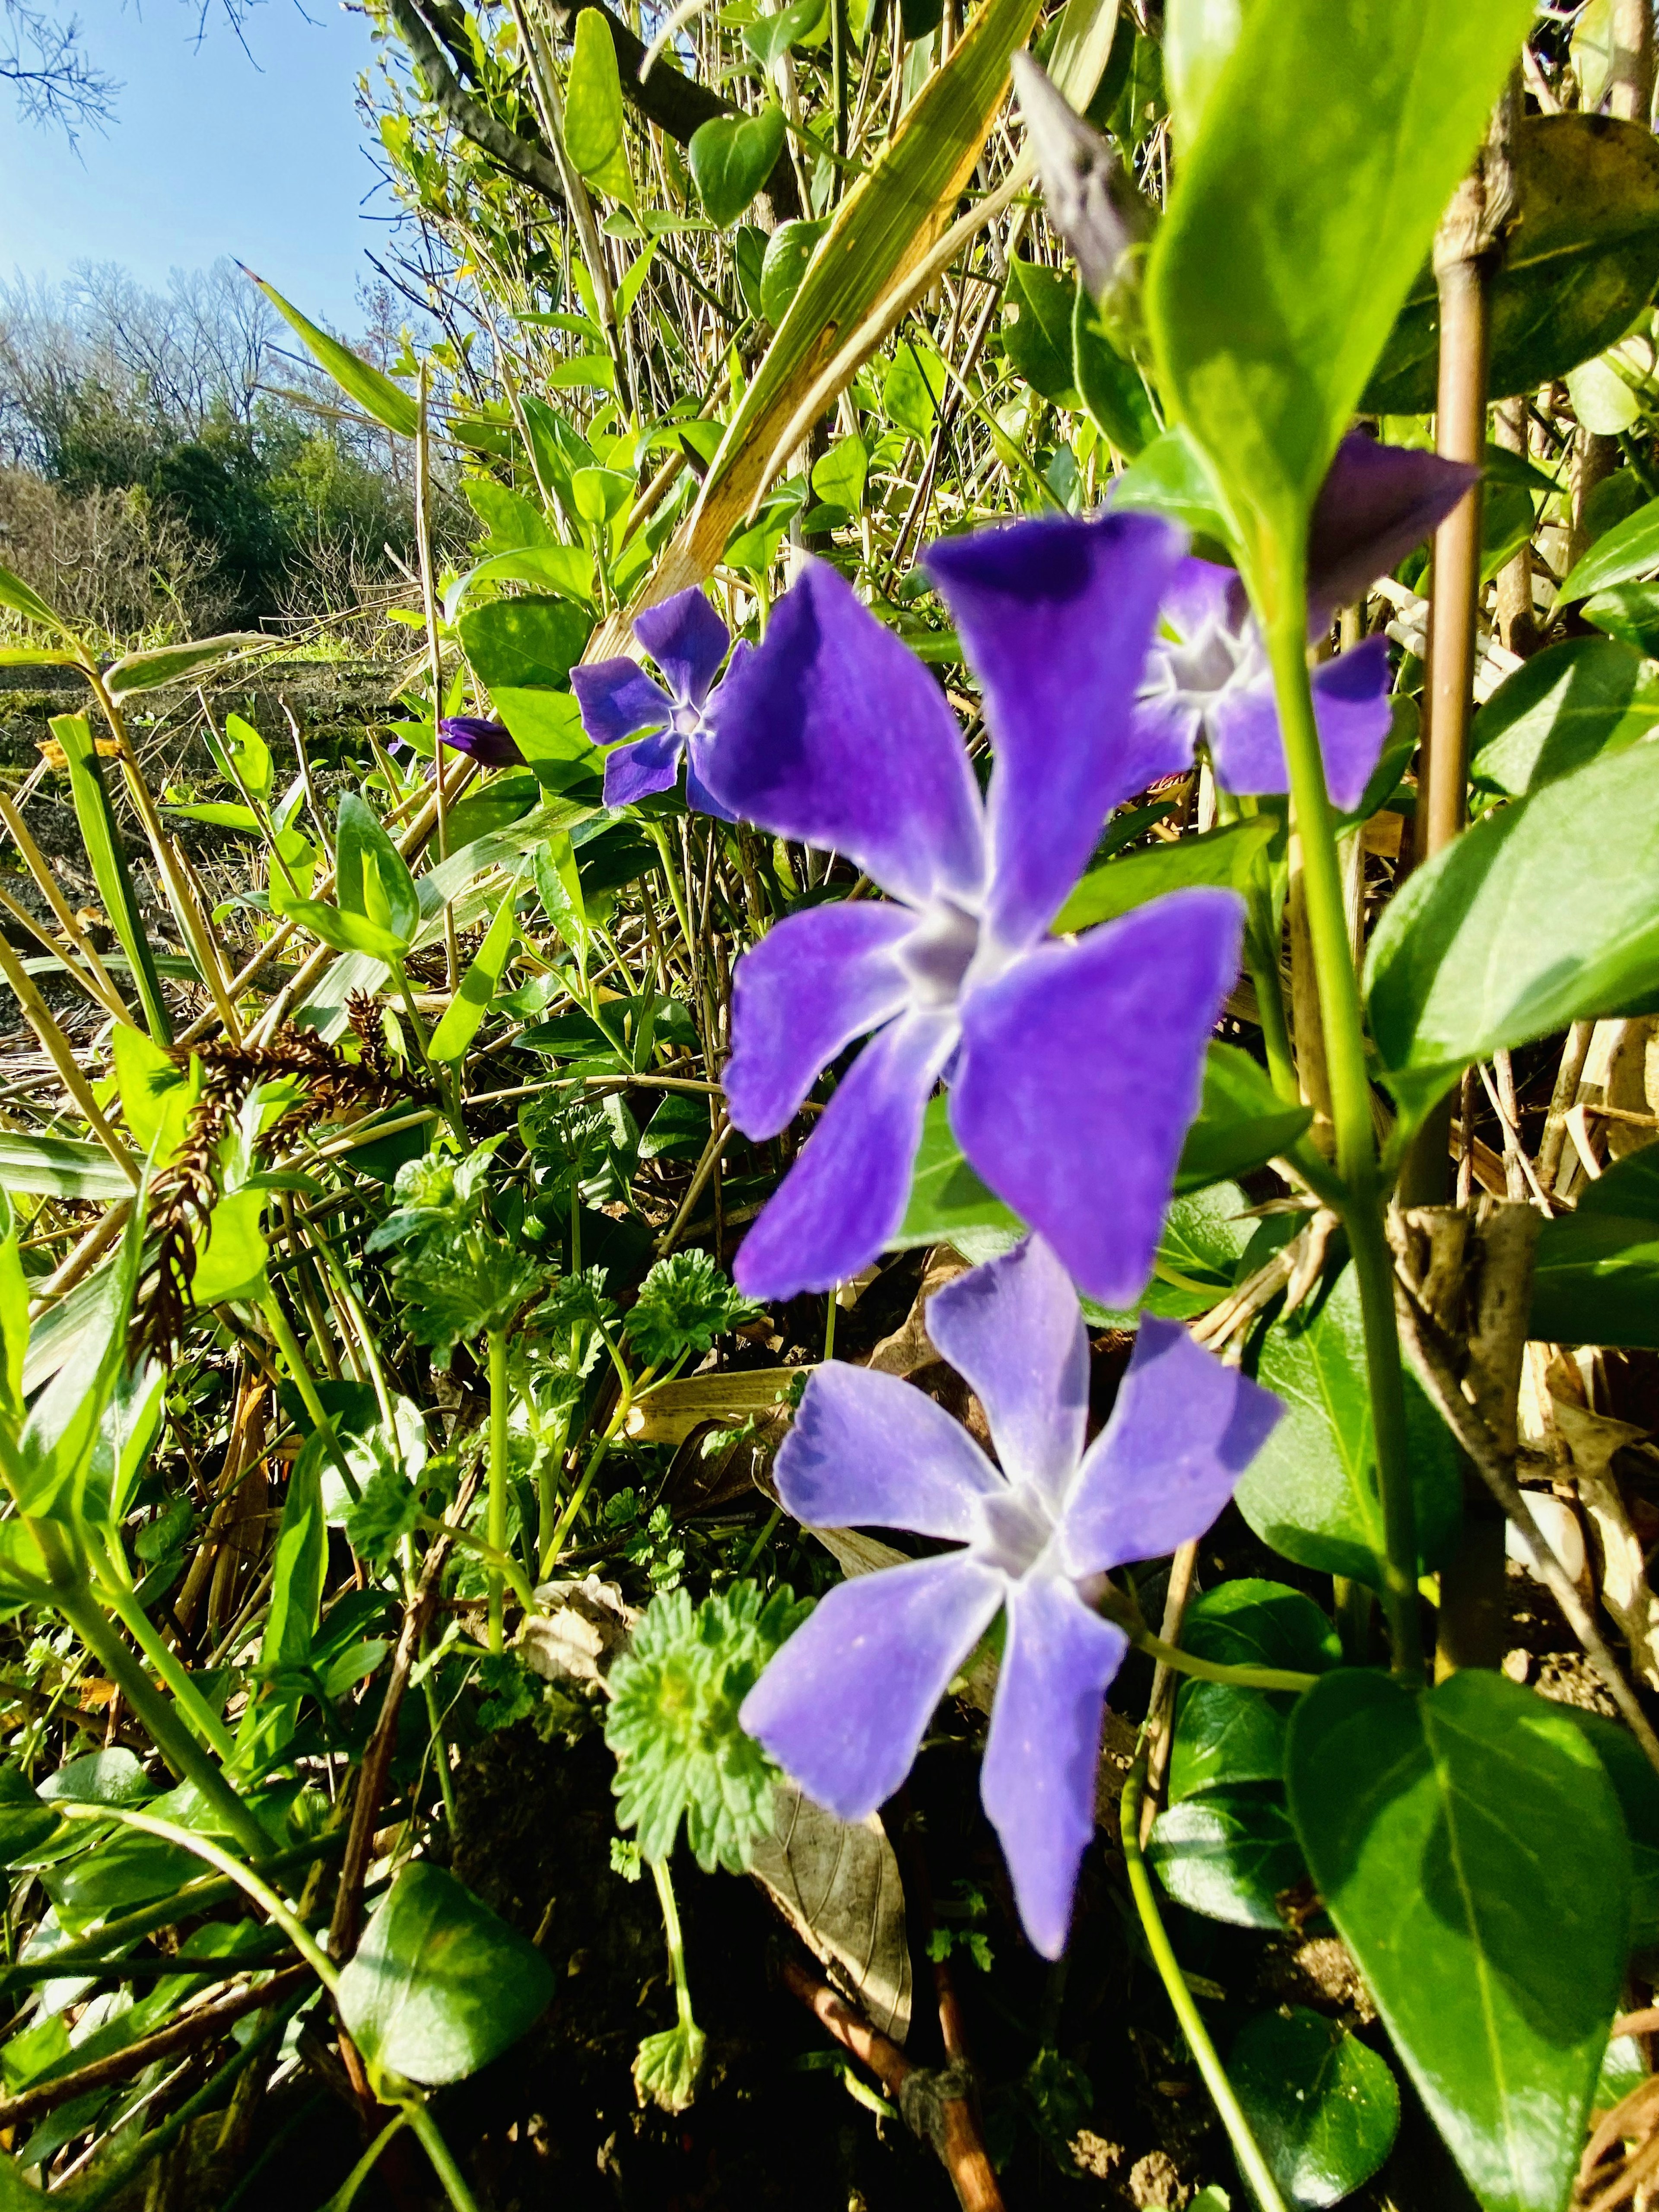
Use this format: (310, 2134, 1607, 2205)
(1146, 1786, 1309, 1929)
(688, 106, 786, 229)
(1230, 2007, 1400, 2209)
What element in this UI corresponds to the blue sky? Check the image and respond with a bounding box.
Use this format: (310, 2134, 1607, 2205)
(2, 0, 385, 331)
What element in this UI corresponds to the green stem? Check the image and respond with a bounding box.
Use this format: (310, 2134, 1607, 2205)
(320, 2110, 410, 2212)
(1121, 1758, 1290, 2212)
(1263, 601, 1421, 1680)
(262, 1290, 361, 1503)
(1129, 1630, 1316, 1697)
(651, 1853, 696, 2036)
(404, 2100, 483, 2212)
(102, 1577, 238, 1762)
(56, 1588, 272, 1862)
(540, 1374, 639, 1576)
(1244, 903, 1299, 1105)
(487, 1327, 509, 1654)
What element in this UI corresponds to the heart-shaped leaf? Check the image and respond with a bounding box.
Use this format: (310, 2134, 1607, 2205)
(688, 106, 786, 228)
(1287, 1670, 1630, 2212)
(1230, 2007, 1400, 2209)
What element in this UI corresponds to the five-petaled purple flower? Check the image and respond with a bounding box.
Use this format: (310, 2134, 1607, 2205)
(572, 586, 741, 817)
(1126, 435, 1477, 812)
(699, 512, 1243, 1307)
(741, 1236, 1281, 1957)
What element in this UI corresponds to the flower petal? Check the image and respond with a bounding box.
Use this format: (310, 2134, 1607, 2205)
(635, 586, 729, 706)
(951, 890, 1242, 1308)
(924, 512, 1182, 946)
(684, 739, 737, 823)
(571, 659, 675, 749)
(723, 902, 916, 1139)
(696, 560, 986, 910)
(741, 1554, 1005, 1821)
(925, 1237, 1088, 1509)
(1062, 1315, 1282, 1575)
(1308, 434, 1479, 628)
(979, 1576, 1127, 1958)
(1124, 688, 1205, 791)
(1207, 635, 1392, 813)
(604, 728, 684, 808)
(775, 1361, 1004, 1540)
(438, 716, 524, 769)
(732, 1010, 955, 1300)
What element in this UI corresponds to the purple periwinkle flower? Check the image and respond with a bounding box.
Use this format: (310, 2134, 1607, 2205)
(1126, 435, 1477, 813)
(700, 513, 1244, 1307)
(741, 1236, 1282, 1958)
(437, 715, 525, 770)
(571, 586, 740, 818)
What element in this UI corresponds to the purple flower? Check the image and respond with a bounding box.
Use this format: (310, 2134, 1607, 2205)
(699, 513, 1244, 1306)
(1125, 435, 1477, 813)
(571, 586, 740, 818)
(740, 1236, 1282, 1957)
(437, 715, 525, 770)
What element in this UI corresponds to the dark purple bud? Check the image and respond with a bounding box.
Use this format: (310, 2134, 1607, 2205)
(1012, 54, 1152, 313)
(1307, 434, 1481, 626)
(438, 716, 524, 769)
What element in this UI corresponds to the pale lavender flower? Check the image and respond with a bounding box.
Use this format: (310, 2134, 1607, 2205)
(701, 512, 1243, 1306)
(741, 1236, 1281, 1958)
(571, 586, 741, 818)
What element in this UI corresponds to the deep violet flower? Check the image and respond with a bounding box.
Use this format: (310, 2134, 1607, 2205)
(1126, 435, 1478, 812)
(437, 715, 524, 769)
(571, 586, 741, 818)
(699, 512, 1243, 1306)
(740, 1236, 1282, 1958)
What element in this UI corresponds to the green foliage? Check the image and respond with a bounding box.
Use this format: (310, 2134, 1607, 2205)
(605, 1581, 811, 1872)
(1229, 2008, 1400, 2209)
(624, 1251, 759, 1369)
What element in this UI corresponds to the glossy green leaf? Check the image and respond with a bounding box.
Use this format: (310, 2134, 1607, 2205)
(102, 634, 265, 700)
(1169, 1580, 1340, 1807)
(1148, 0, 1533, 593)
(1184, 1579, 1344, 1675)
(1530, 1142, 1659, 1347)
(245, 270, 420, 439)
(1002, 259, 1081, 406)
(1583, 582, 1659, 656)
(1555, 1708, 1659, 1950)
(688, 105, 786, 228)
(745, 0, 828, 65)
(430, 881, 519, 1063)
(191, 1187, 269, 1308)
(447, 544, 594, 619)
(811, 435, 869, 511)
(51, 714, 172, 1044)
(1056, 819, 1273, 932)
(1107, 423, 1232, 552)
(1171, 1041, 1312, 1193)
(884, 337, 947, 444)
(1469, 637, 1659, 798)
(1366, 739, 1659, 1124)
(1238, 1262, 1462, 1585)
(1558, 488, 1659, 607)
(1169, 1681, 1292, 1800)
(1073, 285, 1159, 457)
(459, 595, 592, 693)
(760, 219, 830, 325)
(1147, 1787, 1309, 1928)
(336, 1860, 555, 2087)
(1364, 118, 1659, 415)
(45, 1830, 201, 1932)
(1230, 2007, 1400, 2210)
(1287, 1669, 1630, 2212)
(38, 1750, 151, 1806)
(1163, 0, 1250, 151)
(336, 794, 419, 945)
(566, 10, 632, 202)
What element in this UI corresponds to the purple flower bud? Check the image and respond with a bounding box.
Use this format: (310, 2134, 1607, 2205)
(438, 716, 524, 769)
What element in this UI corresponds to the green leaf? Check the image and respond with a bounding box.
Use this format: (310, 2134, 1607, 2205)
(565, 9, 633, 203)
(760, 219, 830, 325)
(1107, 423, 1233, 551)
(245, 270, 420, 439)
(0, 1134, 135, 1202)
(744, 0, 829, 65)
(1555, 1707, 1659, 1951)
(448, 546, 594, 624)
(0, 561, 70, 637)
(1172, 1042, 1312, 1192)
(1147, 0, 1534, 593)
(51, 714, 171, 1044)
(811, 435, 869, 512)
(274, 899, 409, 960)
(1365, 739, 1659, 1125)
(1230, 2007, 1400, 2210)
(533, 831, 590, 976)
(688, 105, 786, 228)
(237, 1426, 326, 1765)
(1238, 1262, 1462, 1586)
(1583, 582, 1659, 657)
(1530, 1169, 1659, 1348)
(1147, 1788, 1309, 1928)
(102, 634, 265, 700)
(463, 478, 554, 553)
(336, 1861, 555, 2088)
(1558, 487, 1659, 607)
(1073, 284, 1159, 457)
(624, 1250, 757, 1368)
(884, 337, 947, 444)
(430, 880, 519, 1064)
(38, 1749, 151, 1805)
(335, 793, 419, 945)
(1163, 0, 1251, 152)
(1055, 819, 1274, 932)
(633, 2018, 708, 2114)
(1169, 1580, 1341, 1806)
(1002, 259, 1081, 406)
(191, 1188, 269, 1307)
(1469, 636, 1659, 798)
(1567, 351, 1645, 438)
(458, 595, 592, 693)
(1286, 1669, 1630, 2212)
(1364, 118, 1659, 416)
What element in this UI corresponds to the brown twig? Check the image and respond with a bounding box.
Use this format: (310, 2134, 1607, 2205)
(0, 1965, 311, 2133)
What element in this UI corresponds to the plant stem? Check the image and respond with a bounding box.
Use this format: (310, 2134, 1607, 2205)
(262, 1290, 361, 1502)
(1120, 1758, 1290, 2212)
(1128, 1630, 1316, 1697)
(56, 1587, 273, 1862)
(652, 1853, 697, 2037)
(102, 1577, 238, 1762)
(541, 1379, 638, 1576)
(1263, 605, 1421, 1679)
(487, 1327, 509, 1654)
(405, 2099, 484, 2212)
(320, 2110, 410, 2212)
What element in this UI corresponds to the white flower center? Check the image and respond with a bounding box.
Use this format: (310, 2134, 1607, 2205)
(672, 701, 703, 739)
(971, 1484, 1063, 1583)
(897, 898, 981, 1008)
